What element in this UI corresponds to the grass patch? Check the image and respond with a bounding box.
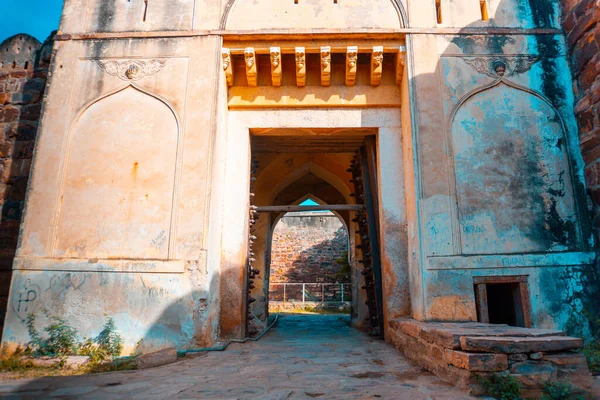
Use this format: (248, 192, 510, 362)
(476, 373, 523, 400)
(541, 381, 585, 400)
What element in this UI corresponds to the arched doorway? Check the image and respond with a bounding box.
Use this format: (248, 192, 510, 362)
(246, 131, 383, 336)
(269, 198, 352, 315)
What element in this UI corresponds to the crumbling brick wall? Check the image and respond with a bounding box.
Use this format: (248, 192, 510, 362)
(0, 33, 53, 333)
(270, 213, 349, 284)
(561, 1, 600, 232)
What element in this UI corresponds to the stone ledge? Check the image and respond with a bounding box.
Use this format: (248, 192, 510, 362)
(444, 349, 508, 372)
(387, 319, 595, 398)
(460, 336, 583, 354)
(390, 318, 565, 350)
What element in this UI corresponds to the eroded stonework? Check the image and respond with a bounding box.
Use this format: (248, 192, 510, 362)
(1, 0, 598, 396)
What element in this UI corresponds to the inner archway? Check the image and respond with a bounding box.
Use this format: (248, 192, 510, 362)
(269, 198, 352, 315)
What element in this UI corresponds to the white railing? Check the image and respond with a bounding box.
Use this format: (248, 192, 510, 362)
(269, 282, 352, 303)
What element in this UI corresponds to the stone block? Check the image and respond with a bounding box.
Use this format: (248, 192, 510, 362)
(544, 352, 588, 366)
(19, 104, 41, 121)
(0, 107, 19, 123)
(135, 348, 177, 370)
(459, 336, 583, 354)
(508, 353, 528, 362)
(444, 349, 508, 372)
(529, 352, 544, 360)
(510, 361, 556, 386)
(23, 356, 90, 369)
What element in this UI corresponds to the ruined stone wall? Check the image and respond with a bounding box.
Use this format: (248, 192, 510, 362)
(270, 213, 349, 284)
(0, 34, 52, 335)
(561, 0, 600, 233)
(560, 0, 600, 339)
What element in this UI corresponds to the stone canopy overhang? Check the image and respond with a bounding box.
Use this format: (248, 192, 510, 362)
(222, 34, 406, 108)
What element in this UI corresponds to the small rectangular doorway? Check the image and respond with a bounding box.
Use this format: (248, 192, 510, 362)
(474, 275, 532, 328)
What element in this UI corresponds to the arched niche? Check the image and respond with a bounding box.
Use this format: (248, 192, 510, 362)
(55, 86, 179, 259)
(451, 83, 579, 255)
(224, 0, 406, 30)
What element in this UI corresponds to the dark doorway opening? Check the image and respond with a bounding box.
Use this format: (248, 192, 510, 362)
(486, 282, 524, 327)
(474, 275, 532, 328)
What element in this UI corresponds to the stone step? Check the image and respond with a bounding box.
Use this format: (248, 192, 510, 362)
(459, 336, 583, 354)
(391, 318, 565, 349)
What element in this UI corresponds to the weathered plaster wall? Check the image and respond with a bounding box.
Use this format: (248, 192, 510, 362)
(270, 213, 348, 284)
(405, 0, 595, 332)
(0, 34, 53, 337)
(2, 34, 224, 352)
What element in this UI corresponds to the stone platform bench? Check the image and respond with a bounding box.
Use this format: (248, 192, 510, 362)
(387, 319, 596, 398)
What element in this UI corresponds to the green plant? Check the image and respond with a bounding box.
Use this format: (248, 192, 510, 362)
(78, 317, 124, 362)
(26, 310, 79, 357)
(541, 381, 585, 400)
(334, 251, 351, 282)
(477, 373, 523, 400)
(94, 317, 124, 357)
(0, 347, 34, 372)
(26, 312, 124, 362)
(582, 341, 600, 375)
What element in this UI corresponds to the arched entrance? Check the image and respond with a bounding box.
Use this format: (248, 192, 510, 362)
(244, 128, 388, 337)
(268, 198, 352, 315)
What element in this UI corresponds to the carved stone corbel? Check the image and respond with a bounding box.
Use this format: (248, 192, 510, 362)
(371, 46, 384, 86)
(321, 46, 331, 87)
(396, 46, 406, 86)
(346, 46, 358, 86)
(222, 48, 234, 87)
(295, 47, 306, 87)
(270, 47, 282, 87)
(244, 47, 257, 87)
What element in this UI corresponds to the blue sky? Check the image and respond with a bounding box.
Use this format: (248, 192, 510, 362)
(1, 0, 64, 44)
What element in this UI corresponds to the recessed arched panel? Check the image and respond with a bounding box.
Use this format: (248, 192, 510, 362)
(452, 84, 578, 255)
(225, 0, 405, 30)
(55, 87, 178, 259)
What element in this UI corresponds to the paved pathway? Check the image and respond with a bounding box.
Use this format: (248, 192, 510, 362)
(0, 314, 477, 399)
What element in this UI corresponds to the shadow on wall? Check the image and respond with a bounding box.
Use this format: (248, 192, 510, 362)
(5, 270, 220, 393)
(0, 32, 54, 337)
(410, 0, 599, 336)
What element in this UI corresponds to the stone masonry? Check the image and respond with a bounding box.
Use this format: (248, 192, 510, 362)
(561, 0, 600, 232)
(270, 212, 349, 284)
(0, 34, 52, 336)
(388, 319, 596, 399)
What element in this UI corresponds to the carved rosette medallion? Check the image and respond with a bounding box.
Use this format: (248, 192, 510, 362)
(462, 56, 540, 79)
(94, 58, 167, 81)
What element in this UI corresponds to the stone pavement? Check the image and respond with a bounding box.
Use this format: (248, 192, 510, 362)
(0, 314, 479, 399)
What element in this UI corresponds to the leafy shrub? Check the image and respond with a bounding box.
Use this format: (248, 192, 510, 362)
(78, 317, 124, 361)
(0, 347, 34, 372)
(477, 373, 523, 400)
(541, 381, 585, 400)
(26, 310, 79, 357)
(94, 317, 123, 357)
(26, 311, 123, 361)
(582, 341, 600, 375)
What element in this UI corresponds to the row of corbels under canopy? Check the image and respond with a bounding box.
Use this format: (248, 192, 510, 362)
(222, 45, 407, 87)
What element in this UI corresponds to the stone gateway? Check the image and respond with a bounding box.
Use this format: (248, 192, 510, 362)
(1, 0, 599, 396)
